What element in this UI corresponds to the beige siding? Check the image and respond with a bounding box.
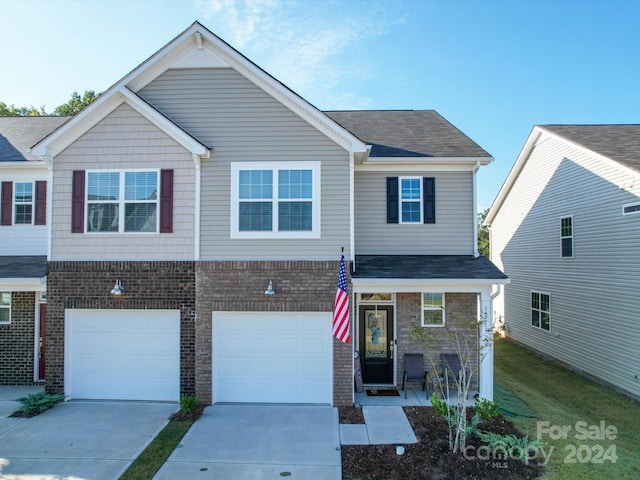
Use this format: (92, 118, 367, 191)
(51, 104, 195, 260)
(354, 170, 474, 255)
(491, 134, 640, 398)
(139, 68, 350, 260)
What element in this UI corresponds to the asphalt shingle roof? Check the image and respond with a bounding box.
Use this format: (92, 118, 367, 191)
(541, 124, 640, 173)
(0, 256, 48, 278)
(324, 110, 491, 158)
(353, 255, 508, 280)
(0, 116, 69, 162)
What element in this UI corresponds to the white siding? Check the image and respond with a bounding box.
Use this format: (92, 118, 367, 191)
(51, 104, 196, 260)
(355, 170, 474, 255)
(0, 168, 48, 256)
(491, 134, 640, 398)
(139, 68, 350, 260)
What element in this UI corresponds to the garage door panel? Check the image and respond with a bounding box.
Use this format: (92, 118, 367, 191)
(65, 309, 180, 401)
(213, 312, 332, 404)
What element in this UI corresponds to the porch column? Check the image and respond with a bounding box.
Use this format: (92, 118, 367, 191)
(479, 291, 494, 400)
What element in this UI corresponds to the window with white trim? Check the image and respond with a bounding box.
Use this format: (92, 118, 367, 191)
(531, 291, 550, 331)
(0, 292, 10, 324)
(14, 182, 33, 224)
(231, 162, 320, 238)
(422, 292, 445, 327)
(560, 216, 573, 257)
(623, 202, 640, 215)
(400, 177, 422, 223)
(86, 171, 158, 233)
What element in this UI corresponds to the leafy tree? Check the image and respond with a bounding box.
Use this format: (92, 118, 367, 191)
(0, 102, 46, 116)
(52, 90, 99, 116)
(477, 207, 490, 256)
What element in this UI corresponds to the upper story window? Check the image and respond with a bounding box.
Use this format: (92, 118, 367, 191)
(14, 182, 33, 224)
(85, 171, 158, 233)
(387, 176, 435, 224)
(231, 162, 320, 238)
(422, 292, 445, 327)
(0, 292, 10, 324)
(531, 291, 550, 331)
(1, 181, 46, 226)
(560, 216, 573, 258)
(623, 201, 640, 215)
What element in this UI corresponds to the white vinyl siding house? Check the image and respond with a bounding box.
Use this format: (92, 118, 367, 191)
(487, 125, 640, 399)
(139, 68, 351, 260)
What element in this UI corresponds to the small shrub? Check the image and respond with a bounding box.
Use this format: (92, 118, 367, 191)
(15, 392, 65, 417)
(476, 430, 546, 462)
(474, 397, 501, 420)
(180, 395, 199, 414)
(431, 392, 449, 417)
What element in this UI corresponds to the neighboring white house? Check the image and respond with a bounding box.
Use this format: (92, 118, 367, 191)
(485, 124, 640, 400)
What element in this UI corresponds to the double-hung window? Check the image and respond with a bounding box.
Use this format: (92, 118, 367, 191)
(231, 162, 320, 238)
(531, 291, 550, 331)
(400, 177, 422, 223)
(422, 292, 445, 327)
(560, 216, 573, 257)
(14, 182, 33, 224)
(86, 170, 158, 233)
(386, 176, 435, 224)
(0, 292, 10, 324)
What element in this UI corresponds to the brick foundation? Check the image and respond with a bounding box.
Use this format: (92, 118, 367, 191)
(0, 292, 37, 384)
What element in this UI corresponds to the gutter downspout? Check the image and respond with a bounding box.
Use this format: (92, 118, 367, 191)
(349, 152, 355, 271)
(473, 160, 480, 257)
(193, 154, 202, 261)
(46, 154, 53, 260)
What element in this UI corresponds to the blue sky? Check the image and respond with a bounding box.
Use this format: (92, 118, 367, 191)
(2, 0, 639, 209)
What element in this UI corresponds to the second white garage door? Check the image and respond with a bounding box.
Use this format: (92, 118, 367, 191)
(213, 312, 332, 404)
(65, 309, 180, 401)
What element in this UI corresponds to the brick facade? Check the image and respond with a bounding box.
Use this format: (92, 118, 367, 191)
(0, 292, 37, 384)
(46, 261, 196, 395)
(195, 260, 353, 406)
(395, 292, 479, 390)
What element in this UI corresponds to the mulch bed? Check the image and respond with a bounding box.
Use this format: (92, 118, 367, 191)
(341, 406, 544, 480)
(169, 403, 206, 423)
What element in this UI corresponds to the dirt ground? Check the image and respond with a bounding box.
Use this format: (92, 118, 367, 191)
(340, 406, 544, 480)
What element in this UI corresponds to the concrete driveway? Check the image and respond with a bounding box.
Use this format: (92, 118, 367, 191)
(154, 405, 341, 480)
(0, 398, 176, 480)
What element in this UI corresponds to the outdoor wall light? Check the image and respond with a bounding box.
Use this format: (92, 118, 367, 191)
(110, 279, 124, 296)
(264, 280, 275, 295)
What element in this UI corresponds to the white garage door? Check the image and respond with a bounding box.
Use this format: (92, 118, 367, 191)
(65, 309, 180, 401)
(213, 312, 332, 404)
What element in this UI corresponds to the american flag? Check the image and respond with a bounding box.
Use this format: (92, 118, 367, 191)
(332, 254, 350, 344)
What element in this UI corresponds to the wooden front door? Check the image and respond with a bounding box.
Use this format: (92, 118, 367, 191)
(359, 305, 394, 384)
(38, 303, 46, 380)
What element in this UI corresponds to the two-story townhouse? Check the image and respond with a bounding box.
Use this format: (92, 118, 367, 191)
(0, 116, 68, 384)
(486, 124, 640, 400)
(31, 22, 507, 406)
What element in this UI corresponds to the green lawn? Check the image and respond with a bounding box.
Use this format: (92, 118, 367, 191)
(494, 337, 640, 480)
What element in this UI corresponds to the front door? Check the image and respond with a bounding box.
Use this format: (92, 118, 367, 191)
(359, 305, 394, 384)
(38, 303, 46, 380)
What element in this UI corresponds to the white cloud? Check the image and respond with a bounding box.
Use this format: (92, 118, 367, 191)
(196, 0, 404, 109)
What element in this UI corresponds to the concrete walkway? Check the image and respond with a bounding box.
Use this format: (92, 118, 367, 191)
(339, 406, 417, 445)
(155, 405, 341, 480)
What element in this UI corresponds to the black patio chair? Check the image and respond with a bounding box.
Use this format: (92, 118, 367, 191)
(441, 353, 463, 384)
(402, 353, 427, 399)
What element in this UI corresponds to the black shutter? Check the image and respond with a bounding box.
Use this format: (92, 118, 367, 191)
(35, 181, 47, 225)
(71, 170, 85, 233)
(423, 177, 435, 224)
(386, 177, 399, 223)
(159, 169, 174, 233)
(1, 182, 12, 226)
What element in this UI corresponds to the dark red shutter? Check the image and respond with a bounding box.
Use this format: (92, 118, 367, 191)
(71, 171, 85, 233)
(160, 169, 173, 233)
(1, 182, 13, 226)
(386, 177, 399, 224)
(423, 177, 435, 224)
(35, 181, 47, 225)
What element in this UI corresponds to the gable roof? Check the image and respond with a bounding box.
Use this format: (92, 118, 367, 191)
(31, 21, 367, 159)
(0, 116, 69, 162)
(485, 124, 640, 226)
(325, 110, 491, 161)
(540, 124, 640, 173)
